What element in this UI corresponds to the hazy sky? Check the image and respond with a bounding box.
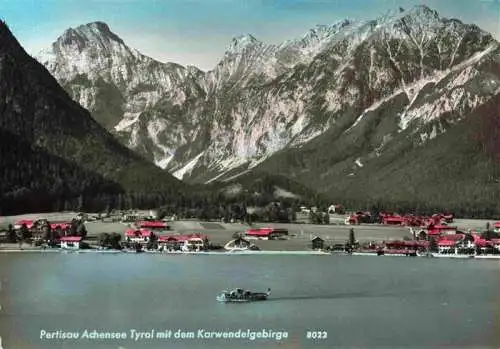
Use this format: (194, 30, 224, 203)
(2, 0, 500, 70)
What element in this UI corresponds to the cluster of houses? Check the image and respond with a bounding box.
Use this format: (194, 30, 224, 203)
(354, 221, 500, 257)
(124, 225, 290, 252)
(345, 212, 455, 226)
(14, 219, 71, 231)
(125, 229, 209, 252)
(6, 208, 500, 257)
(8, 217, 87, 249)
(122, 219, 207, 252)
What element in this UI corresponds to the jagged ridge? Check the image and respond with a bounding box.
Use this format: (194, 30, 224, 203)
(37, 6, 500, 193)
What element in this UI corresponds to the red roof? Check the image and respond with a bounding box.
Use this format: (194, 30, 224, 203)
(16, 219, 34, 228)
(475, 239, 492, 248)
(246, 228, 288, 236)
(383, 217, 405, 223)
(438, 240, 456, 247)
(60, 236, 82, 242)
(427, 226, 457, 235)
(138, 221, 167, 229)
(50, 222, 70, 229)
(125, 229, 152, 237)
(246, 228, 272, 236)
(472, 233, 483, 242)
(438, 234, 464, 242)
(494, 222, 500, 228)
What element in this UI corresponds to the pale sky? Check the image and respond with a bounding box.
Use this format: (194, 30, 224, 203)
(1, 0, 500, 71)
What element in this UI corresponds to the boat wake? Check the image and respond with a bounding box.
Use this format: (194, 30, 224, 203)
(264, 290, 401, 302)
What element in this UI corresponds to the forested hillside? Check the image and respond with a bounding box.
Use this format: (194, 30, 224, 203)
(0, 20, 185, 214)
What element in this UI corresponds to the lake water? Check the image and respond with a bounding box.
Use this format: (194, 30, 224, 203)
(1, 253, 500, 348)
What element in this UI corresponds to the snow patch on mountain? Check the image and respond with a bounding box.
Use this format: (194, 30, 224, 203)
(173, 152, 205, 180)
(115, 112, 141, 132)
(147, 119, 176, 169)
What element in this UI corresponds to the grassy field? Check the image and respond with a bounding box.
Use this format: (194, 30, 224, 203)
(0, 211, 496, 251)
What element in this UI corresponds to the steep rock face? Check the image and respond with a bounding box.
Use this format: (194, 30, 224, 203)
(0, 20, 181, 197)
(37, 18, 360, 176)
(37, 22, 205, 168)
(38, 6, 500, 185)
(253, 42, 500, 207)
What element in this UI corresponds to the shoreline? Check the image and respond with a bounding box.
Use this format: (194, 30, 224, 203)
(1, 247, 499, 259)
(0, 248, 330, 255)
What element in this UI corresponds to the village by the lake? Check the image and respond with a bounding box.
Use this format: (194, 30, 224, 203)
(1, 205, 499, 260)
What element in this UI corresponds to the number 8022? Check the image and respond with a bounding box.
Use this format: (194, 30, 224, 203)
(306, 331, 328, 339)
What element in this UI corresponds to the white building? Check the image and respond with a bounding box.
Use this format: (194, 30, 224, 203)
(125, 229, 152, 244)
(60, 236, 82, 249)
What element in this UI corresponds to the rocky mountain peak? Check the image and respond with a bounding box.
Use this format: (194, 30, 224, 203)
(406, 4, 439, 17)
(36, 21, 145, 81)
(225, 34, 261, 55)
(55, 21, 125, 53)
(376, 4, 440, 28)
(290, 20, 354, 48)
(310, 20, 352, 35)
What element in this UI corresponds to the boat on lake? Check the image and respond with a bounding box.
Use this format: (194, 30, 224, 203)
(216, 288, 271, 302)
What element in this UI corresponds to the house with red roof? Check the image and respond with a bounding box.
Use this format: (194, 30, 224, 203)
(433, 232, 497, 255)
(158, 233, 208, 251)
(158, 235, 188, 251)
(381, 216, 405, 226)
(136, 220, 170, 230)
(50, 222, 71, 230)
(434, 233, 478, 254)
(245, 227, 288, 240)
(469, 233, 495, 253)
(125, 229, 154, 244)
(437, 239, 460, 254)
(60, 236, 82, 249)
(14, 219, 34, 230)
(423, 225, 458, 238)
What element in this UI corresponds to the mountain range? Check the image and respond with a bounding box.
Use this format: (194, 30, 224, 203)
(3, 4, 500, 215)
(36, 5, 499, 182)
